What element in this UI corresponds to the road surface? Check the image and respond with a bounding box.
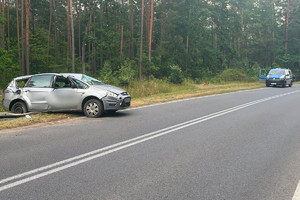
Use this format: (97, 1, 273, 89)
(0, 85, 299, 200)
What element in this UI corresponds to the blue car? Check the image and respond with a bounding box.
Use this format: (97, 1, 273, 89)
(266, 68, 293, 87)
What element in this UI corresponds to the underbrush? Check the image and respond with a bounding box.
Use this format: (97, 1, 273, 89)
(125, 79, 198, 99)
(124, 79, 260, 100)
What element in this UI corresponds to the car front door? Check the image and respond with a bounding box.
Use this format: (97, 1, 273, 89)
(47, 76, 83, 110)
(23, 75, 54, 111)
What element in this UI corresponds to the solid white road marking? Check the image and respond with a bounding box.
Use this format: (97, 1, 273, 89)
(293, 181, 300, 200)
(122, 87, 266, 112)
(0, 90, 299, 192)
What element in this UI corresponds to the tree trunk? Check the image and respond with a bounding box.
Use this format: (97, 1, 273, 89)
(46, 0, 53, 69)
(31, 9, 35, 35)
(82, 41, 85, 74)
(53, 0, 57, 65)
(88, 2, 91, 70)
(7, 0, 9, 50)
(16, 0, 23, 75)
(69, 0, 75, 73)
(93, 14, 95, 73)
(145, 0, 150, 53)
(139, 0, 144, 80)
(148, 0, 154, 61)
(67, 0, 71, 72)
(186, 8, 191, 52)
(75, 0, 81, 59)
(99, 4, 103, 70)
(129, 0, 134, 60)
(25, 0, 30, 74)
(213, 22, 217, 49)
(120, 25, 123, 59)
(82, 24, 89, 74)
(21, 0, 25, 75)
(271, 0, 275, 63)
(285, 0, 290, 55)
(1, 0, 5, 49)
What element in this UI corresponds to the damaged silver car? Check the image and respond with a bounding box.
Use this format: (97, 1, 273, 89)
(2, 73, 131, 117)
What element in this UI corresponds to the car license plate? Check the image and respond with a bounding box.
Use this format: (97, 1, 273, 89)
(124, 98, 130, 103)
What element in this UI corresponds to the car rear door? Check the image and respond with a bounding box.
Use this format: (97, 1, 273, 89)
(23, 75, 54, 111)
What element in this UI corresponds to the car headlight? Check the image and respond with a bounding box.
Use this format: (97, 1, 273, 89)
(267, 75, 269, 79)
(106, 91, 118, 98)
(280, 75, 285, 80)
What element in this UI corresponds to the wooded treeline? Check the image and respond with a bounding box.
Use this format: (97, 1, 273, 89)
(0, 0, 299, 86)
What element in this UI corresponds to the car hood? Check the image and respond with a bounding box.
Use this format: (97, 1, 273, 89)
(92, 84, 126, 94)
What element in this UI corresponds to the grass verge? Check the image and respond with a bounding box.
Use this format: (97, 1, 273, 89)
(128, 81, 263, 107)
(0, 81, 264, 131)
(0, 113, 78, 130)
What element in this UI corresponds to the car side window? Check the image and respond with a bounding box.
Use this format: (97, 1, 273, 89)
(72, 79, 88, 89)
(25, 75, 53, 88)
(285, 70, 289, 76)
(54, 76, 73, 88)
(16, 78, 29, 88)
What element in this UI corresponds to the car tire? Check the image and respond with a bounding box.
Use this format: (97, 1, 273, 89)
(266, 84, 270, 87)
(11, 102, 28, 114)
(289, 81, 292, 87)
(282, 81, 286, 88)
(83, 99, 103, 118)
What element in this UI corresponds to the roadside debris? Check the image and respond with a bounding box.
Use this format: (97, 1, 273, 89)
(0, 112, 37, 119)
(25, 115, 32, 119)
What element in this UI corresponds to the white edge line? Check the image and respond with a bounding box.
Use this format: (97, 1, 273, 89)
(122, 87, 267, 112)
(293, 181, 300, 200)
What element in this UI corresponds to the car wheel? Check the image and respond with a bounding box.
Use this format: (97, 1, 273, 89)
(266, 84, 270, 87)
(11, 102, 28, 114)
(83, 99, 103, 118)
(289, 81, 292, 87)
(282, 81, 286, 88)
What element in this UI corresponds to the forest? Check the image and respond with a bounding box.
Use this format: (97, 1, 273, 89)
(0, 0, 299, 87)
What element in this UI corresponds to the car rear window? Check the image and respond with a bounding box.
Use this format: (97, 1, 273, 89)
(25, 75, 53, 88)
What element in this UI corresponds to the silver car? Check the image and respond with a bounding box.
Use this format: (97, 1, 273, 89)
(2, 73, 131, 117)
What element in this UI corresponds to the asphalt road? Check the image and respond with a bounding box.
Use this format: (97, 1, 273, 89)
(0, 85, 299, 200)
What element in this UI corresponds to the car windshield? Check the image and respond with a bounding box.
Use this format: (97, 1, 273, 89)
(81, 75, 104, 85)
(268, 69, 285, 76)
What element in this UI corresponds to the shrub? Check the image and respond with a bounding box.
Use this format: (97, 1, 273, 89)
(117, 60, 137, 86)
(99, 61, 119, 85)
(219, 68, 247, 82)
(168, 65, 184, 84)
